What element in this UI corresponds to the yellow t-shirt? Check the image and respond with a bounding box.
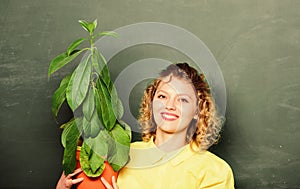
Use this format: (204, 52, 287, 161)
(117, 139, 234, 189)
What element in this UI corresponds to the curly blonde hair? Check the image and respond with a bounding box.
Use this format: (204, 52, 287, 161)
(138, 63, 224, 150)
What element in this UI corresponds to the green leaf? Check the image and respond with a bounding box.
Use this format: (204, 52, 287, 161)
(80, 131, 109, 177)
(118, 120, 132, 141)
(90, 111, 103, 138)
(82, 87, 95, 121)
(66, 55, 92, 111)
(93, 19, 97, 29)
(110, 84, 124, 119)
(116, 99, 124, 119)
(93, 86, 102, 121)
(78, 20, 89, 32)
(91, 48, 102, 75)
(62, 118, 81, 175)
(93, 130, 109, 158)
(80, 141, 105, 177)
(87, 24, 95, 34)
(110, 122, 131, 145)
(52, 74, 71, 118)
(91, 48, 111, 89)
(48, 49, 87, 79)
(98, 51, 111, 88)
(61, 118, 75, 148)
(67, 38, 87, 56)
(96, 31, 118, 38)
(82, 116, 91, 138)
(107, 122, 131, 172)
(95, 79, 116, 130)
(78, 19, 96, 34)
(48, 53, 66, 78)
(81, 102, 105, 140)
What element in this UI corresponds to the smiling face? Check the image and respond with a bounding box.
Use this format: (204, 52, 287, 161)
(152, 76, 198, 135)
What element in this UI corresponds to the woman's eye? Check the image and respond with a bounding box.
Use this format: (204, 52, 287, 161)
(157, 94, 166, 99)
(179, 98, 189, 103)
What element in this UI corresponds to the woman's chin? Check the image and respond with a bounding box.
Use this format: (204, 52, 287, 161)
(157, 125, 179, 134)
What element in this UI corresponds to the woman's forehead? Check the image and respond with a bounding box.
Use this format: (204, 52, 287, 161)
(158, 76, 195, 95)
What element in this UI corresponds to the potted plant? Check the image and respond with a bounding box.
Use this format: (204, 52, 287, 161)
(48, 19, 131, 189)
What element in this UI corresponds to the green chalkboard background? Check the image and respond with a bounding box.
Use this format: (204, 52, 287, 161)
(0, 0, 299, 188)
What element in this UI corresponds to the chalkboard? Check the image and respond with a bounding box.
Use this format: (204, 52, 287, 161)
(0, 0, 299, 188)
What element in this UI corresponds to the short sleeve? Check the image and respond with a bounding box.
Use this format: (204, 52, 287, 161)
(198, 161, 235, 189)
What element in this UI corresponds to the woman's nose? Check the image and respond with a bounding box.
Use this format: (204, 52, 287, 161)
(165, 98, 176, 110)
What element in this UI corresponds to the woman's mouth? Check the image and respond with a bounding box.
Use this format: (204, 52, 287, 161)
(161, 112, 179, 121)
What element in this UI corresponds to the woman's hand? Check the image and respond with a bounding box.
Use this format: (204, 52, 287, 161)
(101, 176, 118, 189)
(56, 168, 84, 189)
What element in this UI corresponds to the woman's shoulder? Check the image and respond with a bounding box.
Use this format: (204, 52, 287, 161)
(183, 148, 233, 174)
(200, 151, 230, 166)
(185, 150, 235, 188)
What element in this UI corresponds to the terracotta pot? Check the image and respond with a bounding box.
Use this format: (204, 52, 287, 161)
(75, 150, 118, 189)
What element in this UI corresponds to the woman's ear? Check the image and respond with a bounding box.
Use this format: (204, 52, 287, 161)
(193, 110, 199, 120)
(194, 110, 199, 120)
(193, 114, 198, 120)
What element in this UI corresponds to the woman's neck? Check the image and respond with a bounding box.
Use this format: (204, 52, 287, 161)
(154, 130, 188, 152)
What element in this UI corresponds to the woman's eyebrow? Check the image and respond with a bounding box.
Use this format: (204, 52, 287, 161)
(177, 94, 193, 100)
(156, 89, 168, 94)
(157, 89, 193, 99)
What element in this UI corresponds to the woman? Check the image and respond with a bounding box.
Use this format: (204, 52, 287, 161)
(57, 63, 234, 189)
